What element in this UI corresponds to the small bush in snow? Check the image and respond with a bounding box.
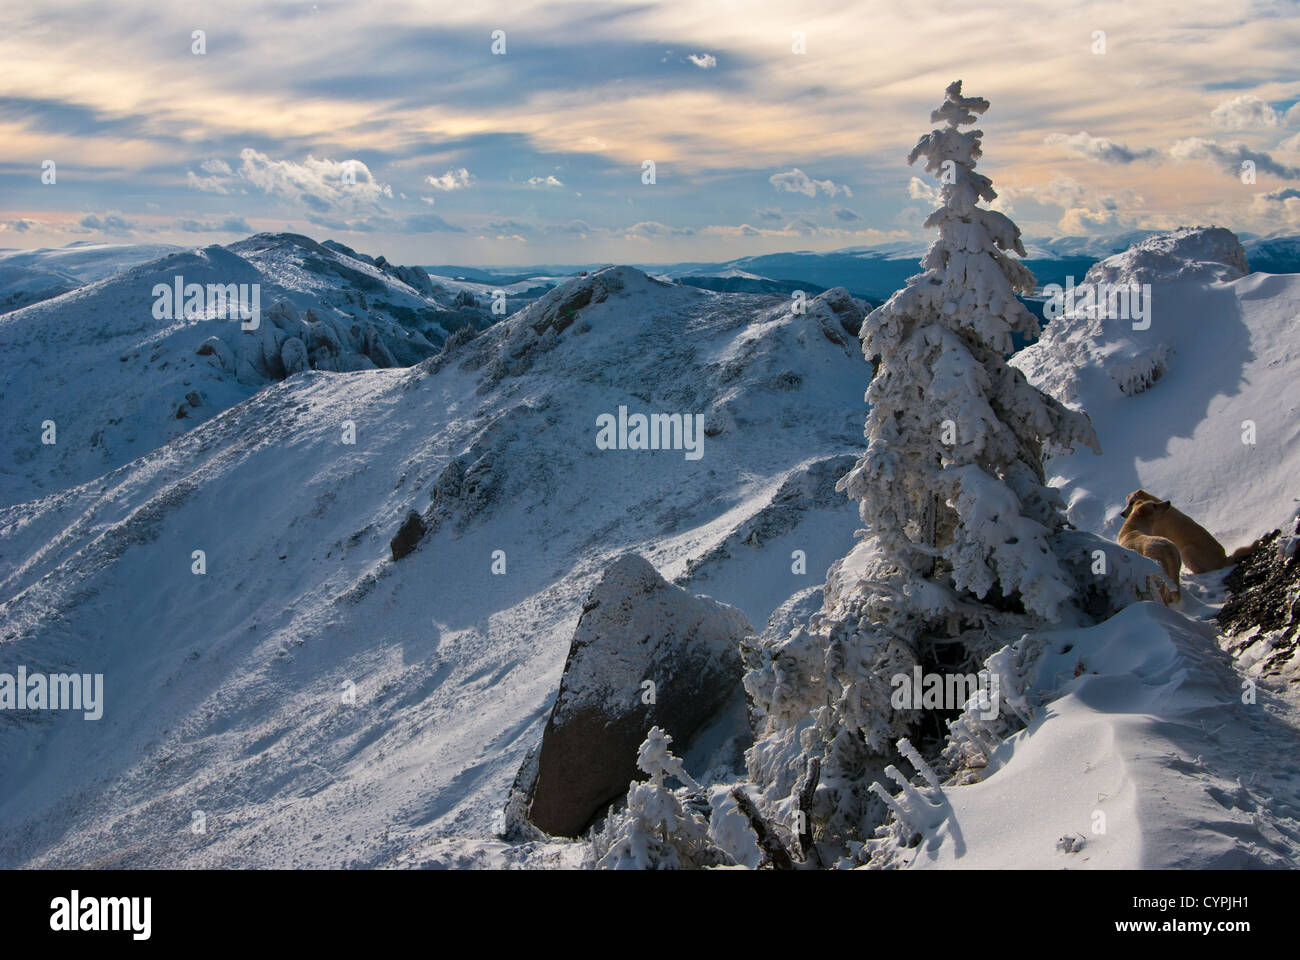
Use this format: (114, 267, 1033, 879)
(590, 727, 732, 869)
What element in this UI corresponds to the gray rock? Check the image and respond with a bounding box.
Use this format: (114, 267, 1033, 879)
(525, 553, 751, 836)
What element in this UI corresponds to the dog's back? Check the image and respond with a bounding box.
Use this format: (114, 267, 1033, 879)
(1121, 489, 1228, 573)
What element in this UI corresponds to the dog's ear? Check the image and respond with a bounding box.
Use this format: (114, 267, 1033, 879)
(1155, 499, 1172, 512)
(1119, 503, 1132, 518)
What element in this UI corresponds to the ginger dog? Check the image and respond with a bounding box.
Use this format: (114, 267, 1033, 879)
(1118, 498, 1182, 604)
(1119, 489, 1250, 573)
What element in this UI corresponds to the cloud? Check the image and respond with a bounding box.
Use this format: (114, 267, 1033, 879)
(241, 150, 391, 210)
(1249, 186, 1300, 227)
(1043, 131, 1160, 165)
(686, 53, 717, 69)
(907, 177, 941, 204)
(0, 218, 40, 233)
(526, 175, 563, 187)
(831, 205, 861, 221)
(1211, 95, 1281, 130)
(176, 216, 253, 233)
(188, 149, 392, 214)
(399, 212, 465, 233)
(621, 220, 695, 239)
(188, 171, 231, 194)
(769, 168, 852, 198)
(703, 223, 763, 238)
(78, 212, 136, 235)
(425, 168, 474, 191)
(303, 210, 464, 233)
(1058, 206, 1119, 235)
(753, 207, 784, 221)
(542, 220, 592, 237)
(1278, 131, 1300, 153)
(998, 177, 1142, 234)
(1170, 137, 1300, 179)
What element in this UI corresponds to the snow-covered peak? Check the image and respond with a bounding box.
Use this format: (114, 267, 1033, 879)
(1085, 226, 1249, 286)
(0, 236, 494, 505)
(1014, 227, 1299, 546)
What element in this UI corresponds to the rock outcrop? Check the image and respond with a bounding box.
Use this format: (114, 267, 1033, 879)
(524, 554, 751, 837)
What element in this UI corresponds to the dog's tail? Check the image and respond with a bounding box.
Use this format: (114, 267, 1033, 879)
(1227, 538, 1265, 565)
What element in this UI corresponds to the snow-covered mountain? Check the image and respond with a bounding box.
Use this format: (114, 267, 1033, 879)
(0, 241, 184, 314)
(0, 234, 498, 506)
(3, 224, 1300, 870)
(1014, 226, 1300, 548)
(0, 265, 869, 867)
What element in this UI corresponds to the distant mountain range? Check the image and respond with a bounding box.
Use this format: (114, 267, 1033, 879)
(418, 231, 1300, 304)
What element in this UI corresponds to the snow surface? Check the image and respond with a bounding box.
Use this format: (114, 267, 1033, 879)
(0, 266, 866, 867)
(901, 602, 1300, 868)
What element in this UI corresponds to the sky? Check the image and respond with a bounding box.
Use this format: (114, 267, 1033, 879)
(1, 0, 1299, 266)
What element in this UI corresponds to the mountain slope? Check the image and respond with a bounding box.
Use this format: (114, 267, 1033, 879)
(0, 234, 495, 507)
(1013, 226, 1300, 548)
(0, 242, 184, 314)
(0, 267, 869, 867)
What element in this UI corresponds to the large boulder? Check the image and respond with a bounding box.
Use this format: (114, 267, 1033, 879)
(525, 554, 751, 837)
(389, 510, 427, 561)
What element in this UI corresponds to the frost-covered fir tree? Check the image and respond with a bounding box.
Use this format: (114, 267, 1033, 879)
(742, 81, 1100, 862)
(836, 79, 1099, 624)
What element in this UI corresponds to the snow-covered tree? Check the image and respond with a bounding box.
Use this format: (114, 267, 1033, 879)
(591, 727, 731, 869)
(837, 79, 1099, 625)
(742, 81, 1100, 861)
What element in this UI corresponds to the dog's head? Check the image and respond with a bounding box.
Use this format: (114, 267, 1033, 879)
(1120, 488, 1160, 519)
(1126, 498, 1172, 528)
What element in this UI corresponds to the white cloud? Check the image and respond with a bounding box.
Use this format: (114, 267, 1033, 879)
(1211, 95, 1281, 130)
(621, 220, 695, 239)
(78, 212, 136, 235)
(187, 170, 231, 194)
(527, 175, 564, 187)
(769, 168, 851, 198)
(687, 53, 717, 69)
(907, 177, 940, 204)
(1058, 206, 1118, 235)
(425, 168, 474, 191)
(1171, 137, 1300, 179)
(187, 149, 392, 214)
(1043, 131, 1159, 164)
